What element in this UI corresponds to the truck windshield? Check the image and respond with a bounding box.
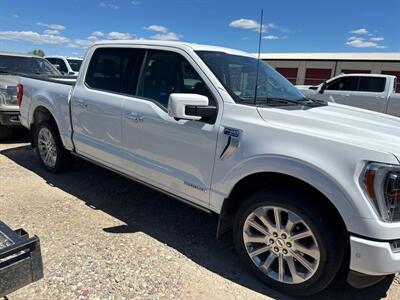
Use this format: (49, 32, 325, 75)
(0, 55, 60, 76)
(67, 59, 83, 72)
(196, 51, 305, 105)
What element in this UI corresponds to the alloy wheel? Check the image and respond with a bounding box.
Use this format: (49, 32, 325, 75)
(243, 206, 320, 284)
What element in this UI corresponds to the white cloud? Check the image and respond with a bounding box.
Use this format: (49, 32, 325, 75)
(37, 22, 66, 31)
(229, 18, 267, 32)
(349, 28, 368, 35)
(44, 29, 60, 35)
(107, 31, 134, 40)
(370, 36, 384, 41)
(131, 1, 141, 5)
(100, 2, 119, 10)
(263, 35, 279, 40)
(150, 32, 181, 41)
(73, 39, 94, 47)
(143, 25, 169, 33)
(346, 37, 385, 48)
(0, 29, 137, 49)
(12, 14, 19, 18)
(92, 31, 104, 37)
(0, 30, 70, 45)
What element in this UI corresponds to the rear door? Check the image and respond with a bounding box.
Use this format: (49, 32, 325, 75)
(71, 47, 145, 170)
(121, 48, 221, 206)
(348, 76, 387, 112)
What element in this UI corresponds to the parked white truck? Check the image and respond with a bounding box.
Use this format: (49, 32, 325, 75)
(297, 73, 400, 117)
(0, 52, 61, 139)
(45, 56, 83, 76)
(18, 40, 400, 296)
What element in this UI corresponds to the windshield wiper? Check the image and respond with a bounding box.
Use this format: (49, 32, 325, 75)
(257, 97, 325, 107)
(257, 98, 299, 106)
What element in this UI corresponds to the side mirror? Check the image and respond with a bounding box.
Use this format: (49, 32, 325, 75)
(168, 93, 217, 122)
(319, 82, 327, 94)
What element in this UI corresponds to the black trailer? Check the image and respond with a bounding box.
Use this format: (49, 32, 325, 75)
(0, 220, 43, 297)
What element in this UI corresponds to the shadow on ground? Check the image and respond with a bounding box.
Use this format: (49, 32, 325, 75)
(0, 142, 395, 300)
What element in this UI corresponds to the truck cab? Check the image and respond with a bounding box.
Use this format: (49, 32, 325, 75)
(297, 73, 400, 116)
(45, 56, 83, 76)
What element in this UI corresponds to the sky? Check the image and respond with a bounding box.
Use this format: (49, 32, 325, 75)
(0, 0, 399, 57)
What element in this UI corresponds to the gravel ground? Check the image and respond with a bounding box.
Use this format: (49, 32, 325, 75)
(0, 132, 399, 300)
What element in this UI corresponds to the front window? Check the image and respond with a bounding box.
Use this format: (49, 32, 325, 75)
(67, 59, 83, 72)
(196, 51, 304, 105)
(0, 55, 60, 76)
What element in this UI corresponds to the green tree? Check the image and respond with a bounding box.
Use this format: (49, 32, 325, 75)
(30, 49, 46, 57)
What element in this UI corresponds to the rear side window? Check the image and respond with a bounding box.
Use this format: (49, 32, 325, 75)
(326, 76, 358, 91)
(358, 77, 386, 92)
(55, 58, 68, 73)
(85, 48, 145, 95)
(137, 50, 213, 108)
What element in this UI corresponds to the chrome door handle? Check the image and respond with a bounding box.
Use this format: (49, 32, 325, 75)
(75, 99, 87, 108)
(125, 112, 143, 123)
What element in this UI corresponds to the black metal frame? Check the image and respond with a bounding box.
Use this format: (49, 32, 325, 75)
(0, 221, 43, 297)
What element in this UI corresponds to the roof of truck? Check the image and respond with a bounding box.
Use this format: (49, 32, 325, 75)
(45, 55, 83, 60)
(259, 52, 400, 61)
(0, 51, 41, 58)
(92, 40, 255, 57)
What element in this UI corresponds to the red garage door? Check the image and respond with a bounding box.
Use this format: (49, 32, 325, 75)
(341, 69, 371, 74)
(382, 71, 400, 92)
(304, 68, 332, 85)
(276, 68, 298, 84)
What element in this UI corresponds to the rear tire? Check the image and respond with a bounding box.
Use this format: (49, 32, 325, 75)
(233, 189, 345, 296)
(34, 121, 70, 173)
(0, 124, 13, 140)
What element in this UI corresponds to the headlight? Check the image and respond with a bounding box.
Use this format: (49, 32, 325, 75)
(362, 162, 400, 222)
(0, 87, 18, 106)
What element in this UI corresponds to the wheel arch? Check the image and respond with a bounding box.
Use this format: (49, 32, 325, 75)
(217, 171, 350, 241)
(30, 105, 60, 147)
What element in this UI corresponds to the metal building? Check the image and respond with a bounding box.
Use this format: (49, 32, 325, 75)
(261, 52, 400, 91)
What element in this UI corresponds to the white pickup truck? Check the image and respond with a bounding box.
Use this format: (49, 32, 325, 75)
(18, 40, 400, 296)
(297, 73, 400, 117)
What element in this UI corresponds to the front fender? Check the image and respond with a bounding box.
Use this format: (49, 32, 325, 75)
(211, 155, 364, 235)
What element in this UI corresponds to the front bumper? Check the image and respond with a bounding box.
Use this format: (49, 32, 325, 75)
(350, 235, 400, 276)
(0, 110, 21, 127)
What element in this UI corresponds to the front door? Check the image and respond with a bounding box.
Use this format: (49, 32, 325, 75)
(121, 49, 220, 206)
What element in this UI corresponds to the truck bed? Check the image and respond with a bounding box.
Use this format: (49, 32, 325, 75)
(19, 75, 76, 150)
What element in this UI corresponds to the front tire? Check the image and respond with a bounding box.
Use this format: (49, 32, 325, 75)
(34, 121, 70, 173)
(233, 189, 345, 296)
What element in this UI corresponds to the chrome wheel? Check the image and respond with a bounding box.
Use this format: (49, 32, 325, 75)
(243, 206, 320, 284)
(37, 127, 57, 168)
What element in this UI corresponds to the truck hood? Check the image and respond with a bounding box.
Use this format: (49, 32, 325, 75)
(257, 103, 400, 160)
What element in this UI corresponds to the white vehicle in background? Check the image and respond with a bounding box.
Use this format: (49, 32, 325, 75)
(0, 52, 60, 139)
(297, 73, 400, 117)
(18, 40, 400, 296)
(45, 56, 83, 76)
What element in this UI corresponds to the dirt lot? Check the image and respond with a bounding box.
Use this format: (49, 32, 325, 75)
(1, 133, 399, 300)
